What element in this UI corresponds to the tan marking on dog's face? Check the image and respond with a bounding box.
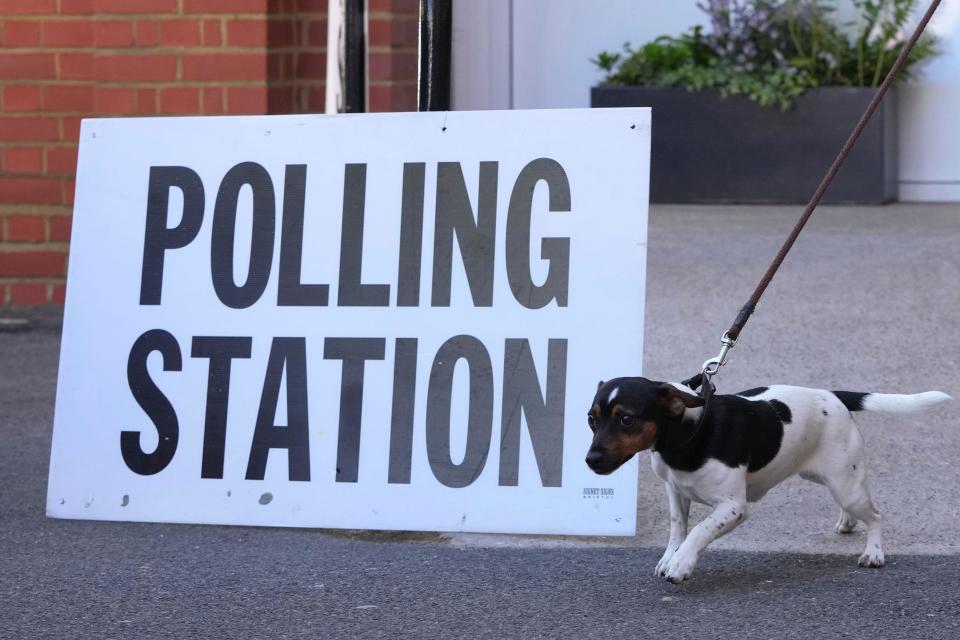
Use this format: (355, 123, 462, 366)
(611, 404, 622, 419)
(609, 420, 658, 457)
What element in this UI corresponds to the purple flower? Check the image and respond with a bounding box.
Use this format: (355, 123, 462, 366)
(697, 0, 793, 69)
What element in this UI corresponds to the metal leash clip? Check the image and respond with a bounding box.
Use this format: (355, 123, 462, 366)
(674, 333, 737, 450)
(701, 333, 736, 380)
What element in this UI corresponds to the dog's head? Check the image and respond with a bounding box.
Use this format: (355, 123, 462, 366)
(584, 377, 704, 474)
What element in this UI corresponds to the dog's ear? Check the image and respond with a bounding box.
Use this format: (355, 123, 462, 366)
(597, 380, 605, 390)
(656, 384, 704, 417)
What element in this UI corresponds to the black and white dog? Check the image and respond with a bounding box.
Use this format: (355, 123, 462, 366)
(585, 378, 951, 583)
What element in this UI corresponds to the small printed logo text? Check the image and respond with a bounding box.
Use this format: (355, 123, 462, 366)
(582, 488, 615, 499)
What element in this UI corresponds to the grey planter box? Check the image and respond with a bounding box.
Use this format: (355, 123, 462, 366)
(591, 86, 897, 204)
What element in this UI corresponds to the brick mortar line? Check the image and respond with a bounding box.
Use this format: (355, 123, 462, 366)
(0, 83, 327, 90)
(369, 44, 416, 52)
(0, 81, 92, 85)
(0, 144, 77, 148)
(0, 46, 328, 53)
(0, 205, 71, 212)
(90, 45, 329, 51)
(1, 82, 256, 87)
(87, 13, 290, 18)
(0, 245, 70, 252)
(1, 13, 328, 21)
(87, 14, 324, 19)
(2, 202, 71, 213)
(0, 15, 321, 22)
(368, 11, 417, 18)
(89, 81, 324, 87)
(218, 13, 227, 44)
(0, 279, 65, 284)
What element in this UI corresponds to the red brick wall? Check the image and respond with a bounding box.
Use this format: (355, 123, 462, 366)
(368, 0, 418, 112)
(0, 0, 417, 305)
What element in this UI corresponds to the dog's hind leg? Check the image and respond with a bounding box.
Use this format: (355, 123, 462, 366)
(829, 478, 883, 567)
(799, 470, 857, 534)
(655, 484, 690, 577)
(835, 509, 857, 534)
(820, 432, 884, 566)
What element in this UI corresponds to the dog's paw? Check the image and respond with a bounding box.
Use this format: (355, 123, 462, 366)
(663, 552, 697, 584)
(858, 548, 885, 568)
(835, 512, 857, 534)
(655, 547, 678, 577)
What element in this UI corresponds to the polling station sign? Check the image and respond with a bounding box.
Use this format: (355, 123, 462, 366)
(47, 108, 650, 535)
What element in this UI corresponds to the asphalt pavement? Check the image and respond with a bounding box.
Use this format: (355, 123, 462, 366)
(2, 204, 958, 639)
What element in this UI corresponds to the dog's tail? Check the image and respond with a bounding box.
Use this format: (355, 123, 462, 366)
(832, 390, 952, 414)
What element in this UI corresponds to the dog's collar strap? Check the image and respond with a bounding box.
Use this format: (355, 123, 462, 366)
(666, 373, 714, 451)
(680, 372, 704, 392)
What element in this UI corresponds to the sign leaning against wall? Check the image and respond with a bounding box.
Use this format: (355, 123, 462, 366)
(47, 108, 651, 536)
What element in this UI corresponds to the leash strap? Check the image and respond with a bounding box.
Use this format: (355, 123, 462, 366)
(723, 0, 942, 344)
(670, 0, 942, 451)
(684, 0, 944, 395)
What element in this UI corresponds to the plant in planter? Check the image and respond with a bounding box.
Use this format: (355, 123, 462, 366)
(591, 0, 939, 203)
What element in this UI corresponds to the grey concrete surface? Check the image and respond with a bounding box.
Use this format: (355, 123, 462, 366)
(4, 526, 960, 640)
(2, 204, 958, 639)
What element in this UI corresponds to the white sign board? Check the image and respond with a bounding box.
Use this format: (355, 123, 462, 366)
(47, 108, 650, 535)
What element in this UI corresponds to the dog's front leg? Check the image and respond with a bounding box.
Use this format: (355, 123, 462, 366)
(664, 499, 747, 584)
(655, 484, 690, 576)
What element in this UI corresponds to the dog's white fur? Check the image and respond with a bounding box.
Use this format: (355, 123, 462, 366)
(649, 384, 951, 583)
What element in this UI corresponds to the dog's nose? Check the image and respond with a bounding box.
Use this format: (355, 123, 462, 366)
(585, 450, 604, 468)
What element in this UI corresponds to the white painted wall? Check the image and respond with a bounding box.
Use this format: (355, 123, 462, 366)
(510, 0, 706, 109)
(451, 0, 513, 110)
(452, 0, 960, 201)
(899, 0, 960, 201)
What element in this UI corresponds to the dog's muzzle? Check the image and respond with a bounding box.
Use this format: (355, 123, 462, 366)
(585, 448, 621, 475)
(585, 449, 604, 470)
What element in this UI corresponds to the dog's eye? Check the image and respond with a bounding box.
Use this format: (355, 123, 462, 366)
(620, 415, 635, 427)
(587, 414, 597, 430)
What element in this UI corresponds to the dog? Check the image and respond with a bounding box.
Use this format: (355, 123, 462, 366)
(584, 377, 951, 583)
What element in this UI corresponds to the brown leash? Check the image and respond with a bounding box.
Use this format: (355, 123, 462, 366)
(699, 0, 943, 384)
(672, 0, 943, 448)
